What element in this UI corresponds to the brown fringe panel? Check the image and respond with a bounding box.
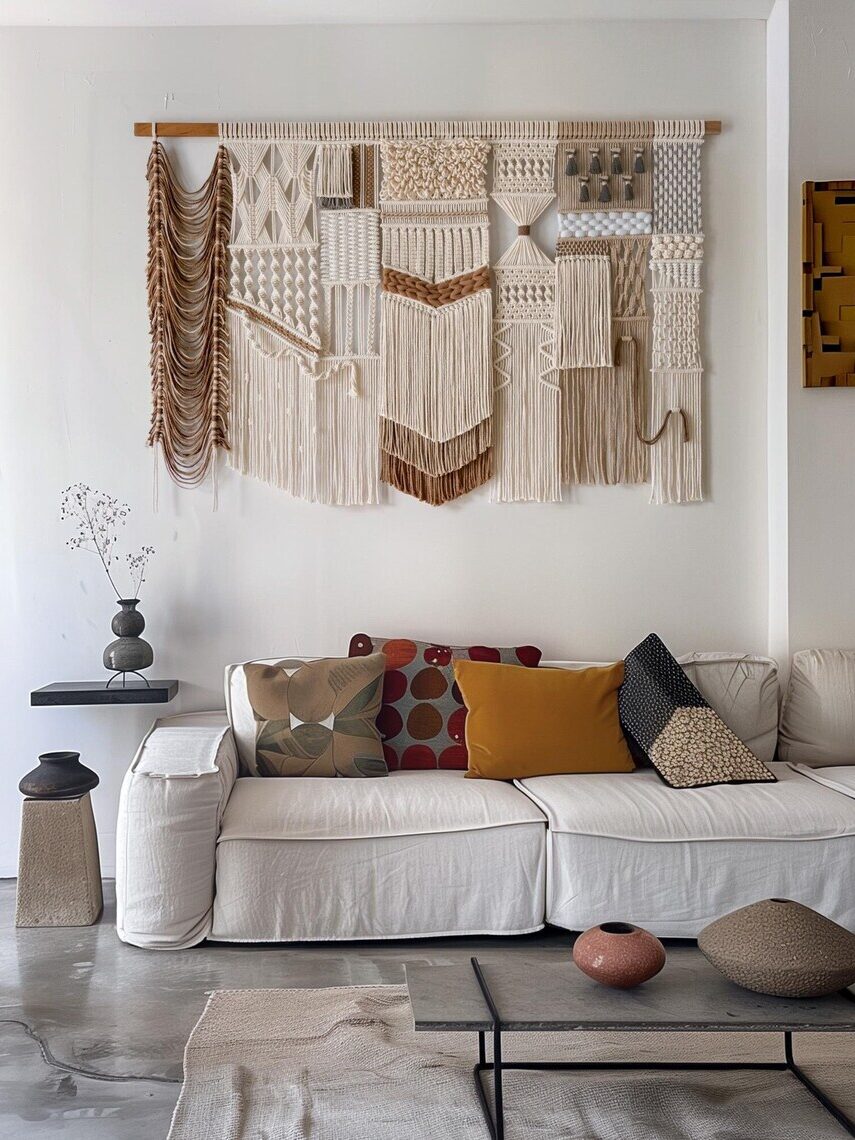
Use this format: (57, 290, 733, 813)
(381, 448, 493, 505)
(379, 417, 492, 477)
(561, 334, 649, 486)
(147, 141, 233, 486)
(381, 265, 491, 307)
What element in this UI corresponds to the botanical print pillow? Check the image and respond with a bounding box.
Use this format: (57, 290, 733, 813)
(233, 654, 387, 778)
(618, 633, 776, 789)
(348, 634, 541, 770)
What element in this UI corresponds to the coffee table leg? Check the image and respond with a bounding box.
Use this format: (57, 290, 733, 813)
(471, 957, 505, 1140)
(492, 1024, 504, 1140)
(784, 1031, 855, 1137)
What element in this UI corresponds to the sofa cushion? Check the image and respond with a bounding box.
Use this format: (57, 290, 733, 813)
(677, 652, 779, 765)
(779, 649, 855, 767)
(219, 769, 546, 843)
(453, 659, 634, 779)
(618, 634, 776, 788)
(515, 762, 855, 843)
(348, 633, 541, 771)
(226, 655, 386, 778)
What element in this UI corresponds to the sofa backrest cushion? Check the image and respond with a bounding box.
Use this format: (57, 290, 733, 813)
(779, 649, 855, 767)
(677, 653, 779, 765)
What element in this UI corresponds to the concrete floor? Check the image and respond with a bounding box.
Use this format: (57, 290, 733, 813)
(1, 880, 853, 1138)
(0, 880, 574, 1138)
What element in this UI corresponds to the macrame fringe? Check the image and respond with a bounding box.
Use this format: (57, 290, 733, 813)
(228, 311, 380, 505)
(492, 321, 561, 503)
(380, 288, 492, 441)
(650, 369, 703, 504)
(146, 141, 232, 487)
(380, 417, 492, 477)
(381, 448, 493, 505)
(316, 144, 353, 201)
(562, 335, 648, 486)
(381, 222, 490, 281)
(555, 255, 613, 369)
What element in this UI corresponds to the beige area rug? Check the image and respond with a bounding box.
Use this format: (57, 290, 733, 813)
(167, 985, 854, 1139)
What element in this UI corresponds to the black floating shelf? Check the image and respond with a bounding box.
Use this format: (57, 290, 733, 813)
(31, 680, 180, 707)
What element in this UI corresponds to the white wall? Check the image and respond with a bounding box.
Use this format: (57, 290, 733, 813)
(0, 20, 767, 874)
(787, 0, 855, 651)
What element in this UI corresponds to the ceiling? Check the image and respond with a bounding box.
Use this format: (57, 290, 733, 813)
(0, 0, 776, 26)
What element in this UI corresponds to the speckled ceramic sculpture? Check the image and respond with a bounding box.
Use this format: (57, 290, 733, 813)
(699, 898, 855, 998)
(572, 922, 667, 989)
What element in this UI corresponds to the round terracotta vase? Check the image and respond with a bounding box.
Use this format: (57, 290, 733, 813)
(572, 922, 667, 989)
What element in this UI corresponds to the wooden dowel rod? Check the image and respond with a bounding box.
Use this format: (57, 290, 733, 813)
(134, 119, 723, 138)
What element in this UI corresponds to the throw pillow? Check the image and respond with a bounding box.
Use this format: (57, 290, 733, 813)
(619, 634, 776, 788)
(348, 634, 542, 770)
(453, 659, 635, 780)
(226, 655, 387, 778)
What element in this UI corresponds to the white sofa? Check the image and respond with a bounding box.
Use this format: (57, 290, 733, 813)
(116, 651, 855, 950)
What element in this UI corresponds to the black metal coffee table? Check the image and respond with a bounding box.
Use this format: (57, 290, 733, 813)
(406, 947, 855, 1140)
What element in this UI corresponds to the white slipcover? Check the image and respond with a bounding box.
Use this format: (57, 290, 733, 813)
(211, 770, 547, 941)
(517, 762, 855, 936)
(779, 649, 855, 766)
(116, 712, 238, 950)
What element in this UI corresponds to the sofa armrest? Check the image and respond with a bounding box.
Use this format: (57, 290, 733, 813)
(116, 712, 238, 950)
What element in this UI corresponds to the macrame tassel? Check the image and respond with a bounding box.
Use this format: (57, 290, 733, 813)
(380, 288, 492, 441)
(381, 448, 493, 505)
(598, 177, 611, 203)
(589, 148, 602, 174)
(561, 335, 648, 486)
(611, 148, 623, 175)
(579, 177, 591, 203)
(555, 254, 613, 369)
(147, 142, 233, 487)
(649, 369, 702, 504)
(565, 149, 578, 176)
(380, 417, 492, 477)
(634, 147, 646, 173)
(623, 178, 634, 202)
(492, 321, 561, 503)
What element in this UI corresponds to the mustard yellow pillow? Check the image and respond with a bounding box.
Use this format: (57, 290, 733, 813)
(453, 660, 635, 780)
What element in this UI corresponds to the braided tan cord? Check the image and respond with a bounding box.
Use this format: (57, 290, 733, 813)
(146, 141, 233, 487)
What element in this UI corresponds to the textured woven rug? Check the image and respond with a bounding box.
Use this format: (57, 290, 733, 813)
(167, 985, 853, 1139)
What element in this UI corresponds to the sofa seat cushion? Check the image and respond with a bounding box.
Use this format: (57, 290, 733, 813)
(515, 763, 855, 938)
(219, 769, 546, 844)
(212, 770, 547, 941)
(515, 761, 855, 843)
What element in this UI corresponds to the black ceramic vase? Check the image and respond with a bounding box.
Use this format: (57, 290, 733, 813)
(103, 599, 154, 675)
(19, 751, 99, 799)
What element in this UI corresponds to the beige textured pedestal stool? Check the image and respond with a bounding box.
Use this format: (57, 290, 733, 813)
(15, 793, 103, 927)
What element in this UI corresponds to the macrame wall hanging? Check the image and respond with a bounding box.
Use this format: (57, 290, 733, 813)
(144, 118, 710, 507)
(146, 142, 232, 488)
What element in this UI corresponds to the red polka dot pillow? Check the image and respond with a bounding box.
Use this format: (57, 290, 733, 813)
(348, 635, 542, 770)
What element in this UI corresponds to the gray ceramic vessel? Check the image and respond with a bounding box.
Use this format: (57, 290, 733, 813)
(699, 898, 855, 998)
(103, 598, 153, 673)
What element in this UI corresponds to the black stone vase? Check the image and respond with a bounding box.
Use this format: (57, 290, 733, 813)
(103, 598, 154, 683)
(19, 751, 99, 799)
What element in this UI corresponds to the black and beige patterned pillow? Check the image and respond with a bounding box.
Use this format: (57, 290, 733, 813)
(618, 634, 776, 789)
